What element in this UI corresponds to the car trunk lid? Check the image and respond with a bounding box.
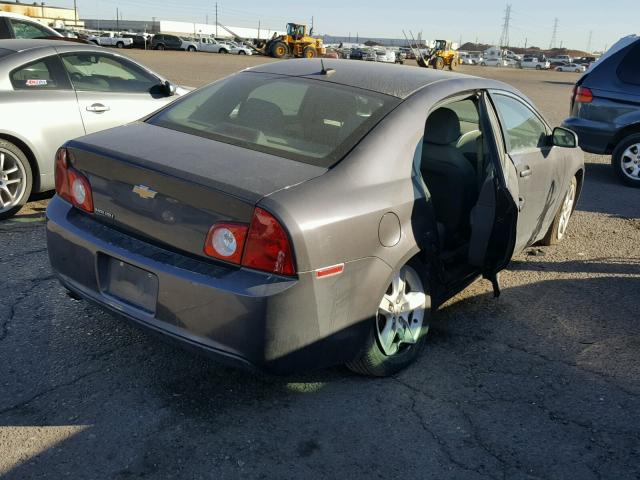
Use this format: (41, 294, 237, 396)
(66, 122, 326, 260)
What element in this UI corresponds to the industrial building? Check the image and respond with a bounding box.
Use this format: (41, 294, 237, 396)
(0, 0, 83, 28)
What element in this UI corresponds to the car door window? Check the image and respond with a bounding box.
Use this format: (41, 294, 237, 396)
(9, 19, 52, 39)
(61, 53, 159, 93)
(10, 56, 68, 90)
(491, 94, 548, 153)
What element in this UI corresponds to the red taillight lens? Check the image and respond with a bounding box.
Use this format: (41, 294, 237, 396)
(203, 223, 248, 264)
(242, 208, 296, 276)
(54, 147, 94, 213)
(574, 86, 593, 103)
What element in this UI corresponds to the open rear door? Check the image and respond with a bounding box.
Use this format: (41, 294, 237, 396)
(467, 91, 519, 296)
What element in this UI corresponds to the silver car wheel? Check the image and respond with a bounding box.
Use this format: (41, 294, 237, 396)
(376, 265, 426, 356)
(0, 149, 26, 213)
(557, 179, 576, 240)
(620, 143, 640, 180)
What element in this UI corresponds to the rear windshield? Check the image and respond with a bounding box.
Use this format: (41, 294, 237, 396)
(147, 72, 399, 167)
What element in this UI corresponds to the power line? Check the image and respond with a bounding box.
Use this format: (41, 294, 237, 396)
(499, 4, 512, 48)
(549, 17, 558, 49)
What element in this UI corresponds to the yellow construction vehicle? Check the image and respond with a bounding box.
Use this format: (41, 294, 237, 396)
(415, 39, 460, 70)
(255, 23, 326, 59)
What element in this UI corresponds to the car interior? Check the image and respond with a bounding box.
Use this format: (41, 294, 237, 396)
(420, 97, 494, 267)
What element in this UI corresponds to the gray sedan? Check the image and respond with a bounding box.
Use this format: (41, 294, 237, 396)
(0, 39, 187, 220)
(46, 59, 584, 376)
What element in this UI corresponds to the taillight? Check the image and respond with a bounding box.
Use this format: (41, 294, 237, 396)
(574, 86, 593, 103)
(54, 147, 94, 213)
(203, 223, 248, 264)
(203, 207, 296, 276)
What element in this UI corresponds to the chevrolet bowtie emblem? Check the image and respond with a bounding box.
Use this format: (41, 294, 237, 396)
(132, 185, 157, 199)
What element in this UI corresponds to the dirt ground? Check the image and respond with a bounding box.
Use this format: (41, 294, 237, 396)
(1, 51, 639, 479)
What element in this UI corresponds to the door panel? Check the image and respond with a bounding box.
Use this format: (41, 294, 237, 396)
(468, 93, 518, 274)
(60, 52, 171, 135)
(488, 92, 562, 251)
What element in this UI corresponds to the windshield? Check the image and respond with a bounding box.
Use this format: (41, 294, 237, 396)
(147, 73, 399, 167)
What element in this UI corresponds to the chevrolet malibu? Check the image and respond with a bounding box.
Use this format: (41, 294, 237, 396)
(46, 60, 584, 376)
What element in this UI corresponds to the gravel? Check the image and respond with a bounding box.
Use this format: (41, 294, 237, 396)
(1, 53, 639, 479)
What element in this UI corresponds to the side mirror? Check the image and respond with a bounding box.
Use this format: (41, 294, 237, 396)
(552, 127, 578, 148)
(162, 80, 177, 97)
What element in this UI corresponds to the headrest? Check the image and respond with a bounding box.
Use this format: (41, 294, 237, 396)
(424, 108, 461, 145)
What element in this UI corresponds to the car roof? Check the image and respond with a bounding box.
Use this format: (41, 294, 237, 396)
(0, 38, 97, 52)
(244, 59, 492, 99)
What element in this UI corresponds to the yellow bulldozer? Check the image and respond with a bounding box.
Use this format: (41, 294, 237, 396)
(255, 23, 326, 59)
(415, 39, 460, 70)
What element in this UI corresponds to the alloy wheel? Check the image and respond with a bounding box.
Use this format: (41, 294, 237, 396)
(0, 149, 26, 213)
(620, 143, 640, 181)
(376, 265, 427, 356)
(557, 180, 576, 240)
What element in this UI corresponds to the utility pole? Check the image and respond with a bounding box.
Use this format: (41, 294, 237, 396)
(524, 37, 527, 52)
(549, 18, 558, 49)
(73, 0, 77, 28)
(258, 20, 260, 40)
(311, 16, 314, 34)
(499, 4, 512, 48)
(116, 7, 119, 32)
(587, 30, 593, 53)
(206, 14, 208, 24)
(215, 2, 218, 37)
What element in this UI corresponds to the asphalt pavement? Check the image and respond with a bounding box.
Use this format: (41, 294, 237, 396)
(1, 53, 639, 479)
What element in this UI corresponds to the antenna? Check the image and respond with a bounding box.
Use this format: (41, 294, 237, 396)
(320, 58, 335, 76)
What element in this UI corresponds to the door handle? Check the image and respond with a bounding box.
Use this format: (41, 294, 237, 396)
(86, 103, 110, 113)
(519, 167, 532, 178)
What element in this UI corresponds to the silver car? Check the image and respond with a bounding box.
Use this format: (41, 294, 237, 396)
(0, 39, 187, 220)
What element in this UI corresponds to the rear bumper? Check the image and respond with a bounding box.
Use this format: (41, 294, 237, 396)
(46, 197, 384, 373)
(562, 117, 616, 155)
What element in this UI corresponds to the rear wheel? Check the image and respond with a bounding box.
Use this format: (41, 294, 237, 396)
(271, 41, 288, 58)
(239, 50, 246, 55)
(448, 58, 458, 70)
(346, 260, 430, 377)
(218, 48, 228, 54)
(0, 140, 32, 221)
(480, 61, 487, 66)
(612, 133, 640, 187)
(535, 64, 542, 70)
(156, 44, 165, 51)
(303, 46, 317, 58)
(116, 41, 124, 48)
(187, 45, 196, 52)
(540, 176, 577, 245)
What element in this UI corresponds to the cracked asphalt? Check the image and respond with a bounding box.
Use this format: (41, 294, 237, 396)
(1, 53, 639, 479)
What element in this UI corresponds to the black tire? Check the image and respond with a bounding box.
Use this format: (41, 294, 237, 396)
(0, 139, 33, 221)
(612, 133, 640, 188)
(346, 259, 431, 377)
(303, 46, 317, 58)
(270, 41, 288, 59)
(218, 48, 228, 54)
(448, 58, 458, 70)
(434, 57, 445, 70)
(480, 61, 487, 66)
(239, 50, 246, 55)
(156, 44, 165, 51)
(187, 45, 196, 52)
(116, 41, 124, 49)
(540, 176, 578, 245)
(536, 64, 542, 70)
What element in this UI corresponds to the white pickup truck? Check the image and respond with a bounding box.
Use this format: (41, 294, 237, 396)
(88, 32, 133, 49)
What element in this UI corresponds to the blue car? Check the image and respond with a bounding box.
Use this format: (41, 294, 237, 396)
(562, 35, 640, 187)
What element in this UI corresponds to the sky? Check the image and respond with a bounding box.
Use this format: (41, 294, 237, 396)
(60, 0, 635, 52)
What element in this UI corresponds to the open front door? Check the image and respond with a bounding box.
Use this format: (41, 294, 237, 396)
(467, 91, 519, 294)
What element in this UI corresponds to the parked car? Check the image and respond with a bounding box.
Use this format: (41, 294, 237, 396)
(0, 12, 62, 39)
(122, 34, 149, 49)
(181, 37, 232, 53)
(563, 35, 640, 187)
(88, 32, 133, 49)
(548, 54, 572, 64)
(46, 59, 584, 376)
(0, 39, 189, 220)
(362, 49, 377, 61)
(519, 56, 550, 70)
(555, 63, 586, 73)
(375, 49, 396, 63)
(480, 57, 508, 67)
(574, 56, 597, 65)
(151, 34, 183, 51)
